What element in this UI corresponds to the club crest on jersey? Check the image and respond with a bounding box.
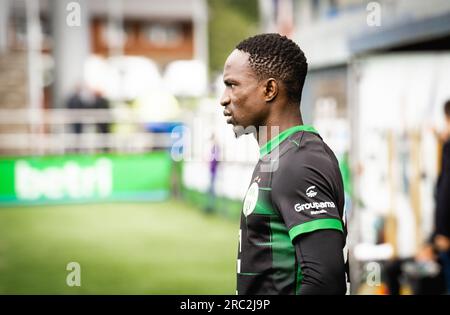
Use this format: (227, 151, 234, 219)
(243, 182, 259, 217)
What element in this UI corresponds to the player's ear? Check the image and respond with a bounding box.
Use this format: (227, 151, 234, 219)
(263, 78, 278, 102)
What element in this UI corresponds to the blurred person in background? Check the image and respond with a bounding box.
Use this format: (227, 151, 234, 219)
(66, 84, 110, 153)
(385, 100, 450, 294)
(205, 133, 220, 214)
(92, 88, 110, 135)
(384, 244, 446, 295)
(92, 88, 110, 153)
(67, 84, 110, 135)
(220, 33, 348, 295)
(433, 100, 450, 292)
(66, 83, 95, 135)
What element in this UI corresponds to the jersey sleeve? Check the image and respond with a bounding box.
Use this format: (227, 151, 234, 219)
(271, 152, 344, 242)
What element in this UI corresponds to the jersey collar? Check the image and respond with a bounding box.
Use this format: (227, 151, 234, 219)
(259, 125, 318, 158)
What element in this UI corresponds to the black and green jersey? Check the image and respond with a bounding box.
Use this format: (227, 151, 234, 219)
(237, 125, 346, 295)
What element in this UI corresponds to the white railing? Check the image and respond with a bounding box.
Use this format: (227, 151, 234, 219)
(0, 108, 178, 155)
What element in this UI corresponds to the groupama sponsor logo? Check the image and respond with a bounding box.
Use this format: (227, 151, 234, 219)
(294, 201, 336, 213)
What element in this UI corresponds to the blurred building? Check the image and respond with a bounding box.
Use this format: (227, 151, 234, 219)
(0, 0, 210, 204)
(291, 0, 450, 293)
(293, 0, 450, 125)
(0, 0, 208, 157)
(0, 0, 208, 110)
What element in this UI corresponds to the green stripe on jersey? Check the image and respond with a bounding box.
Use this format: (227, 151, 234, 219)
(270, 219, 296, 289)
(253, 191, 277, 216)
(260, 125, 319, 158)
(288, 218, 343, 241)
(296, 264, 303, 295)
(240, 272, 261, 276)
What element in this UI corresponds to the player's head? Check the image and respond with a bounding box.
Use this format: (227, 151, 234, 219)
(220, 33, 308, 136)
(236, 33, 308, 105)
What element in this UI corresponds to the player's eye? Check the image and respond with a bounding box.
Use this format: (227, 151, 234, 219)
(225, 81, 236, 88)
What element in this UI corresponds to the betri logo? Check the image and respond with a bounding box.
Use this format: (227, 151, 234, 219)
(14, 158, 113, 200)
(306, 186, 317, 198)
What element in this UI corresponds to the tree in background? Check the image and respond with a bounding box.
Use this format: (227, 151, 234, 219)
(208, 0, 259, 77)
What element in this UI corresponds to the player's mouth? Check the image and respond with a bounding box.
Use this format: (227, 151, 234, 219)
(223, 110, 234, 125)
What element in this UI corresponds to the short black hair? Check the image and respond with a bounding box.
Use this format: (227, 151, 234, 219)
(445, 100, 450, 118)
(236, 33, 308, 104)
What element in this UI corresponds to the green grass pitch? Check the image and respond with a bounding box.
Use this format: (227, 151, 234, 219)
(0, 200, 239, 294)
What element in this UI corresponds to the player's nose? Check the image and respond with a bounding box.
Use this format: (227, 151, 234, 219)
(220, 92, 230, 107)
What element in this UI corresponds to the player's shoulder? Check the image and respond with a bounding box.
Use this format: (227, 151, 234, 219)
(270, 130, 340, 182)
(283, 131, 337, 167)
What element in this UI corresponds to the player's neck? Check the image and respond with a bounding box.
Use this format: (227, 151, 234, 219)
(256, 107, 303, 148)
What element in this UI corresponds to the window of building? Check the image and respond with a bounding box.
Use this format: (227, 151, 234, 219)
(143, 22, 183, 47)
